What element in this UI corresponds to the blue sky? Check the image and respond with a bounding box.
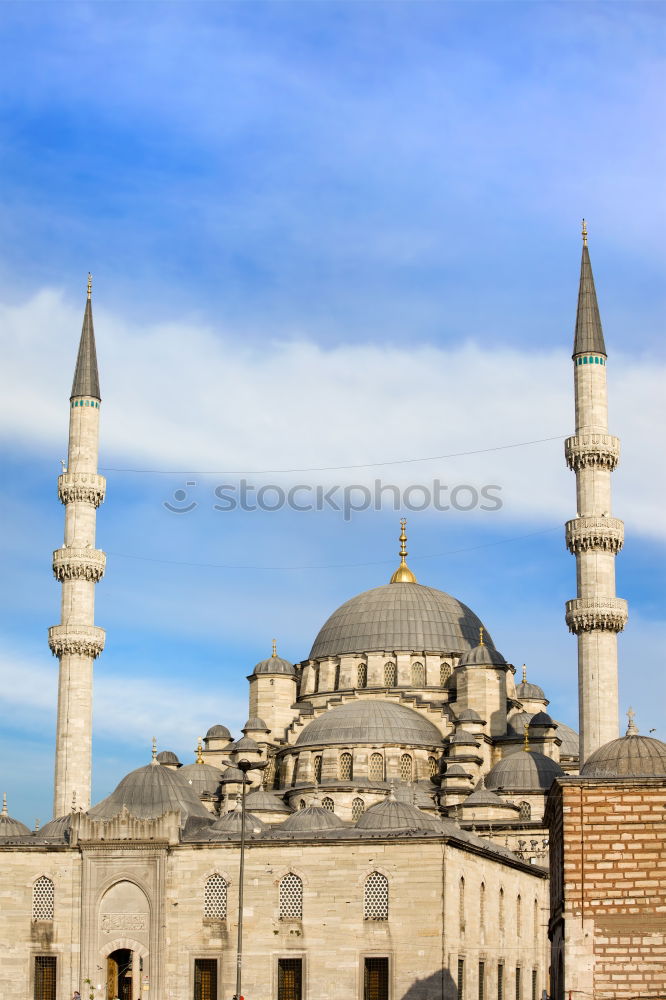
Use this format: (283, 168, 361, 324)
(0, 1, 664, 824)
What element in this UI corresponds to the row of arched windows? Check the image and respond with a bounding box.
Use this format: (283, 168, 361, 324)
(203, 871, 389, 921)
(459, 879, 539, 939)
(310, 660, 453, 691)
(307, 751, 438, 784)
(298, 796, 367, 820)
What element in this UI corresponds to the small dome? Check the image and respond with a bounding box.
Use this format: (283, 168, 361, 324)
(179, 761, 223, 796)
(205, 724, 232, 740)
(156, 750, 181, 766)
(210, 808, 267, 835)
(529, 712, 555, 728)
(310, 583, 493, 660)
(581, 733, 666, 778)
(281, 804, 345, 832)
(253, 654, 295, 676)
(0, 797, 31, 837)
(219, 765, 245, 784)
(243, 789, 292, 813)
(448, 730, 480, 746)
(458, 781, 519, 811)
(485, 751, 563, 792)
(234, 736, 260, 752)
(356, 796, 442, 832)
(295, 700, 443, 748)
(505, 712, 534, 739)
(243, 717, 269, 732)
(458, 643, 507, 667)
(38, 814, 72, 840)
(443, 764, 470, 778)
(456, 709, 483, 722)
(88, 761, 211, 824)
(516, 680, 546, 701)
(555, 720, 579, 757)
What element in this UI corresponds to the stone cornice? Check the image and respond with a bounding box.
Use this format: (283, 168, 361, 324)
(71, 807, 181, 846)
(565, 597, 628, 634)
(564, 433, 620, 472)
(565, 517, 624, 555)
(58, 471, 106, 507)
(48, 624, 106, 658)
(53, 547, 106, 582)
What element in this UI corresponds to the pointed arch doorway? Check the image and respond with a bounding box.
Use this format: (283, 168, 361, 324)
(107, 948, 133, 1000)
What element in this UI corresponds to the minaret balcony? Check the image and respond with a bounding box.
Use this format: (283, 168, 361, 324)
(48, 624, 106, 659)
(565, 597, 628, 635)
(52, 547, 106, 582)
(565, 517, 624, 555)
(564, 434, 620, 472)
(58, 472, 106, 507)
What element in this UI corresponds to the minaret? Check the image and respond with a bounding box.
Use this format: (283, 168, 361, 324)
(564, 223, 628, 763)
(48, 275, 106, 816)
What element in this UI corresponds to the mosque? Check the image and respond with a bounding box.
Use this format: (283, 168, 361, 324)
(0, 230, 664, 1000)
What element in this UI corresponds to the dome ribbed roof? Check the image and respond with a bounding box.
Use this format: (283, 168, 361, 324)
(485, 751, 563, 792)
(243, 717, 269, 732)
(281, 804, 345, 832)
(88, 761, 211, 824)
(555, 721, 579, 757)
(243, 789, 292, 813)
(0, 811, 31, 837)
(505, 712, 534, 739)
(580, 734, 666, 778)
(38, 814, 72, 839)
(529, 712, 555, 728)
(205, 724, 232, 740)
(458, 642, 506, 667)
(458, 783, 518, 811)
(210, 809, 267, 834)
(179, 761, 223, 796)
(253, 655, 295, 676)
(234, 736, 260, 751)
(156, 750, 181, 766)
(356, 796, 442, 832)
(294, 700, 444, 748)
(310, 583, 491, 659)
(516, 680, 546, 701)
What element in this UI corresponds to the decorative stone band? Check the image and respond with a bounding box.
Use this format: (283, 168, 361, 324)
(564, 434, 620, 472)
(57, 472, 106, 508)
(48, 624, 106, 658)
(52, 547, 106, 582)
(565, 517, 624, 555)
(565, 597, 628, 635)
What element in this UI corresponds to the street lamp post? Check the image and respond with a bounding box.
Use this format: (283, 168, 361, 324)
(222, 757, 268, 1000)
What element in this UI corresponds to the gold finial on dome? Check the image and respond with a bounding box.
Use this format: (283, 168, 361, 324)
(87, 272, 92, 300)
(523, 722, 530, 752)
(522, 664, 527, 683)
(272, 638, 277, 658)
(390, 518, 417, 584)
(581, 219, 588, 247)
(196, 737, 205, 764)
(479, 626, 485, 647)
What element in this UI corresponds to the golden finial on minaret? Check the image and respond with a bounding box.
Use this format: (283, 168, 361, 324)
(523, 722, 530, 752)
(522, 664, 527, 684)
(196, 738, 205, 764)
(151, 737, 157, 762)
(390, 518, 417, 584)
(87, 272, 92, 300)
(479, 626, 485, 647)
(272, 638, 277, 658)
(581, 219, 588, 247)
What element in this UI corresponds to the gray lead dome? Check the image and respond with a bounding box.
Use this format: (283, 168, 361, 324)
(580, 733, 666, 778)
(309, 583, 491, 659)
(295, 700, 444, 748)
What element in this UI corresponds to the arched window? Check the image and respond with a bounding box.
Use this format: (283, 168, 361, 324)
(32, 876, 54, 920)
(352, 797, 365, 822)
(411, 661, 425, 686)
(519, 801, 531, 821)
(440, 662, 451, 686)
(399, 753, 413, 782)
(322, 796, 334, 811)
(298, 799, 306, 810)
(384, 661, 397, 686)
(369, 753, 384, 782)
(480, 882, 486, 928)
(517, 894, 522, 937)
(499, 887, 505, 931)
(204, 875, 228, 918)
(428, 756, 437, 779)
(339, 752, 353, 781)
(279, 873, 303, 920)
(313, 755, 322, 784)
(459, 876, 465, 933)
(357, 662, 367, 688)
(364, 871, 389, 920)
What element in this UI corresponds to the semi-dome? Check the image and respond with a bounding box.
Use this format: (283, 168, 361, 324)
(88, 760, 211, 824)
(0, 796, 30, 837)
(485, 750, 563, 792)
(179, 761, 223, 796)
(294, 700, 444, 748)
(310, 583, 492, 659)
(205, 724, 232, 740)
(281, 804, 345, 832)
(356, 795, 442, 832)
(580, 731, 666, 779)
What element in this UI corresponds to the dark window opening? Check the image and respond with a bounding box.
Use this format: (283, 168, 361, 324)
(194, 958, 217, 1000)
(364, 958, 389, 1000)
(278, 958, 303, 1000)
(34, 957, 57, 1000)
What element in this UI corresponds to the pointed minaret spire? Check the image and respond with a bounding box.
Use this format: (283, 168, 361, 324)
(573, 220, 607, 358)
(71, 273, 101, 400)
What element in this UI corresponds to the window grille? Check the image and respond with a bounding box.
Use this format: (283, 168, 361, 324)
(515, 968, 521, 1000)
(313, 755, 322, 784)
(369, 753, 384, 782)
(519, 801, 531, 821)
(204, 874, 227, 918)
(278, 958, 303, 1000)
(499, 888, 504, 931)
(428, 756, 437, 778)
(531, 970, 537, 1000)
(440, 662, 451, 686)
(298, 799, 306, 810)
(497, 964, 504, 1000)
(34, 957, 57, 1000)
(457, 958, 465, 1000)
(32, 877, 54, 921)
(357, 662, 367, 688)
(194, 958, 218, 1000)
(399, 753, 413, 782)
(478, 961, 485, 1000)
(352, 797, 365, 822)
(279, 873, 303, 920)
(364, 871, 389, 920)
(384, 661, 397, 686)
(412, 661, 425, 686)
(480, 883, 485, 928)
(364, 957, 389, 1000)
(516, 895, 521, 937)
(339, 752, 353, 780)
(459, 877, 465, 933)
(322, 796, 334, 811)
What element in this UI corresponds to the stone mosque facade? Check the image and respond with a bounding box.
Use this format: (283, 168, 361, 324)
(1, 232, 665, 1000)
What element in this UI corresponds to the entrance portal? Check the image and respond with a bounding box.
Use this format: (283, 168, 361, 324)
(107, 948, 133, 1000)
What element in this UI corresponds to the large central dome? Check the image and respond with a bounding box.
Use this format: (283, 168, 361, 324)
(309, 582, 492, 659)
